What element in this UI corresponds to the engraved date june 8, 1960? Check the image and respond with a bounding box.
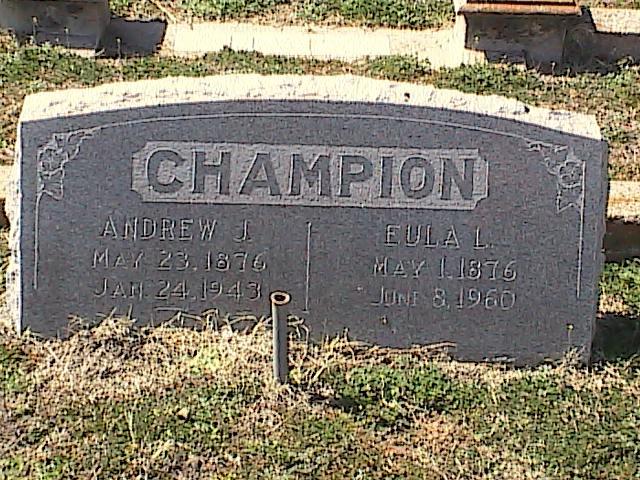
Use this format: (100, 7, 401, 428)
(372, 285, 516, 311)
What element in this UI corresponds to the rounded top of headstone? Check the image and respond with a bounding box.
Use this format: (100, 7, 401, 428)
(19, 74, 601, 140)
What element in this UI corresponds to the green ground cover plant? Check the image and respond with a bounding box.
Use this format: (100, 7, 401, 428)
(469, 371, 640, 478)
(110, 0, 639, 26)
(110, 0, 456, 28)
(325, 360, 484, 427)
(0, 39, 638, 178)
(297, 0, 454, 28)
(176, 0, 289, 19)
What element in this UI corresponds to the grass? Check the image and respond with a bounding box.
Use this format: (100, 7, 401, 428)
(0, 316, 638, 479)
(296, 0, 454, 29)
(109, 0, 640, 25)
(0, 37, 638, 179)
(601, 259, 640, 315)
(582, 0, 640, 8)
(325, 359, 483, 427)
(470, 371, 640, 479)
(109, 0, 456, 28)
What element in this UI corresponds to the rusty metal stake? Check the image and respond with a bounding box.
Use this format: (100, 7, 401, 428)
(270, 291, 291, 384)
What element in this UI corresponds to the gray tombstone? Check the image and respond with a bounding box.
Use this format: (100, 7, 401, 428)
(6, 75, 608, 364)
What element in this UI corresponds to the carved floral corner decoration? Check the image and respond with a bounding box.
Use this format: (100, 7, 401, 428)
(33, 128, 98, 290)
(526, 140, 585, 213)
(36, 129, 97, 201)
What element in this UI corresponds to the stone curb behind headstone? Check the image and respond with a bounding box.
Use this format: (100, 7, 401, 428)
(605, 181, 640, 262)
(7, 176, 640, 262)
(590, 8, 640, 34)
(160, 22, 483, 68)
(608, 181, 640, 221)
(2, 180, 638, 256)
(155, 8, 640, 64)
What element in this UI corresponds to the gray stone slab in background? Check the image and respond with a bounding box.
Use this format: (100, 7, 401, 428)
(0, 0, 110, 49)
(7, 75, 607, 364)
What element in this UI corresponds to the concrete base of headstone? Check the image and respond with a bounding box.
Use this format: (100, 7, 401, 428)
(7, 75, 607, 364)
(0, 0, 110, 49)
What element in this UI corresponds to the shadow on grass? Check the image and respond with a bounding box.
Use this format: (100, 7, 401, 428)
(593, 313, 640, 362)
(99, 17, 167, 57)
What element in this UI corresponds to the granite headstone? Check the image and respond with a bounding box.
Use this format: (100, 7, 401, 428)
(6, 75, 608, 364)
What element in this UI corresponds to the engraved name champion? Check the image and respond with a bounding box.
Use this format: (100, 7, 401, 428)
(132, 143, 489, 209)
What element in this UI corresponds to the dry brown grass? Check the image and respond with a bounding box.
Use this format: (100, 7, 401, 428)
(600, 292, 631, 315)
(0, 316, 473, 477)
(1, 310, 639, 478)
(115, 1, 314, 26)
(582, 0, 640, 8)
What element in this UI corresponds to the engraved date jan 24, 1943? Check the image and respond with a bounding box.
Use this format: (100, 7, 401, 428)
(92, 277, 264, 303)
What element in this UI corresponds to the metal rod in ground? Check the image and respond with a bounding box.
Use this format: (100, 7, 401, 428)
(270, 291, 291, 384)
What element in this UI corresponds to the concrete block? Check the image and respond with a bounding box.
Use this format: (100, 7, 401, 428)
(463, 13, 579, 66)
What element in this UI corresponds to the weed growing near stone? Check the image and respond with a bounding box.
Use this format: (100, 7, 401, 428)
(325, 359, 483, 427)
(0, 343, 27, 395)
